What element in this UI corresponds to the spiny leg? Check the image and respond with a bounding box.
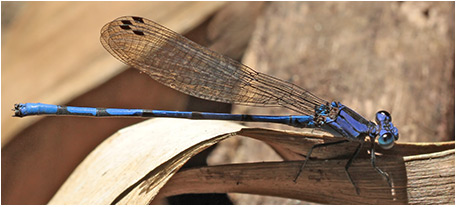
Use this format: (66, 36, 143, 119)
(370, 140, 392, 188)
(293, 139, 349, 183)
(344, 142, 363, 195)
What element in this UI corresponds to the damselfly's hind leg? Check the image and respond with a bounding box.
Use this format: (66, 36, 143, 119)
(293, 139, 349, 182)
(344, 142, 363, 195)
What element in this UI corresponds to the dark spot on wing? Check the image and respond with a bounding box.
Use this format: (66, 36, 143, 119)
(132, 16, 144, 23)
(133, 30, 145, 36)
(120, 25, 131, 30)
(121, 20, 132, 25)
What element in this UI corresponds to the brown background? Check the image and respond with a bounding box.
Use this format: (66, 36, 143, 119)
(1, 1, 454, 204)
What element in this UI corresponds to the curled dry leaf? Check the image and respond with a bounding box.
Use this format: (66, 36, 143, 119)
(48, 118, 455, 205)
(48, 118, 244, 204)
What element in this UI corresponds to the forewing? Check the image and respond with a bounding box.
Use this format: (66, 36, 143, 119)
(100, 16, 326, 114)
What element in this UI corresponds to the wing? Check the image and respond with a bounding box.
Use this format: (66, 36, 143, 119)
(100, 16, 326, 114)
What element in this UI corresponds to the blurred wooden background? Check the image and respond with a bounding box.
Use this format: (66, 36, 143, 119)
(1, 1, 454, 204)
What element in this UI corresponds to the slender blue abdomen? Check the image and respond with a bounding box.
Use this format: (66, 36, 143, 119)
(14, 103, 316, 128)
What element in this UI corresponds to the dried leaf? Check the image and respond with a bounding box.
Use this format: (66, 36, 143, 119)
(48, 118, 455, 204)
(48, 118, 244, 204)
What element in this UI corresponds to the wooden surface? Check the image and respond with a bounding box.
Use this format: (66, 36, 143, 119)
(2, 1, 454, 205)
(160, 150, 454, 204)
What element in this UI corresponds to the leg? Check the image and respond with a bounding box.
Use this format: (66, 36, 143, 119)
(370, 141, 392, 188)
(293, 139, 348, 182)
(344, 142, 363, 195)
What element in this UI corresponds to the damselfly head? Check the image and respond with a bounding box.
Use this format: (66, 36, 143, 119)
(375, 110, 399, 149)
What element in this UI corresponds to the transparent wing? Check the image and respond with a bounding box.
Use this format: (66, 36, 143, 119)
(100, 16, 326, 114)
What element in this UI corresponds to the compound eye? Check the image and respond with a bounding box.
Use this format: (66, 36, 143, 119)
(376, 110, 392, 124)
(378, 132, 395, 149)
